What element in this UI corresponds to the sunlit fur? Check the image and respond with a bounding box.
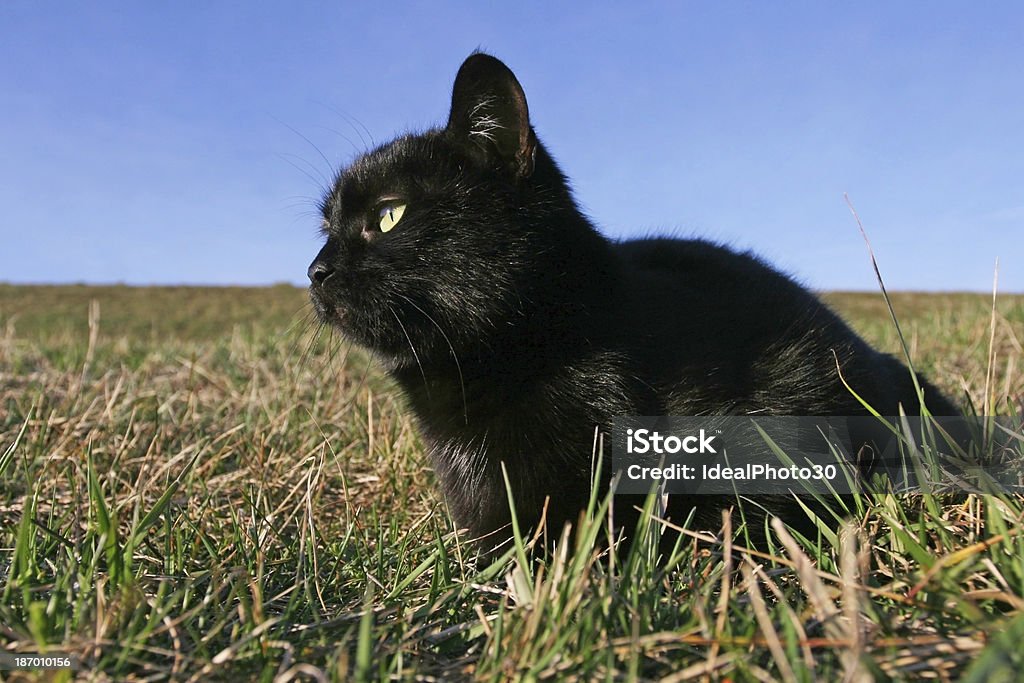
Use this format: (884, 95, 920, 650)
(309, 53, 958, 552)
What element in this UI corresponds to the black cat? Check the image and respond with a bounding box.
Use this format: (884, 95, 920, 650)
(308, 53, 958, 550)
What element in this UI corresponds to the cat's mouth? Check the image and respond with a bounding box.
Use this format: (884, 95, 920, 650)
(309, 287, 347, 326)
(310, 290, 389, 353)
(327, 306, 347, 325)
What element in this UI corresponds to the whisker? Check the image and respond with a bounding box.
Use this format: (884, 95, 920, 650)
(389, 305, 431, 400)
(276, 153, 330, 196)
(313, 101, 376, 150)
(397, 294, 468, 425)
(272, 115, 336, 183)
(346, 114, 376, 149)
(312, 125, 363, 157)
(297, 320, 324, 373)
(348, 345, 376, 410)
(326, 323, 342, 369)
(279, 304, 316, 361)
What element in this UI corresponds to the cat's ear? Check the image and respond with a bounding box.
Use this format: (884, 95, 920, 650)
(447, 53, 537, 178)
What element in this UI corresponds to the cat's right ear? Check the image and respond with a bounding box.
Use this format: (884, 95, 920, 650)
(447, 53, 537, 178)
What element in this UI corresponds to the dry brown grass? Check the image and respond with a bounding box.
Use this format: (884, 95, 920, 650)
(1, 285, 1022, 681)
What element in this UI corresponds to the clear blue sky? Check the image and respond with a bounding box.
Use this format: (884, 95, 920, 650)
(2, 2, 1021, 291)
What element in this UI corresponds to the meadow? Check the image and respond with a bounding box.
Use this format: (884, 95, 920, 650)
(1, 284, 1023, 681)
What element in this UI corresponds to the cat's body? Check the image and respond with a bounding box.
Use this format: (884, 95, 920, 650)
(309, 53, 957, 547)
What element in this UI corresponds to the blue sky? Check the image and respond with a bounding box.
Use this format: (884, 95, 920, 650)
(1, 2, 1021, 291)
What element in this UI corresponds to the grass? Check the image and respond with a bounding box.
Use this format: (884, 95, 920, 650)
(1, 283, 1023, 681)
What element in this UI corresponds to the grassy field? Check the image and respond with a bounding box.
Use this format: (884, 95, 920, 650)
(1, 284, 1023, 681)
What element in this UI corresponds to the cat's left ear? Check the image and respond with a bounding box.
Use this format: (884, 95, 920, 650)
(447, 53, 537, 178)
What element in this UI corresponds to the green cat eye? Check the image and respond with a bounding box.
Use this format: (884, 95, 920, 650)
(378, 203, 406, 232)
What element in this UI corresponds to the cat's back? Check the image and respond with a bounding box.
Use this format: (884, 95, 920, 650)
(608, 237, 885, 413)
(614, 237, 808, 297)
(610, 236, 829, 336)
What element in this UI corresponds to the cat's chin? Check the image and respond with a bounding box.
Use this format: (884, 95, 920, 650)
(372, 352, 418, 373)
(311, 305, 421, 371)
(309, 290, 348, 326)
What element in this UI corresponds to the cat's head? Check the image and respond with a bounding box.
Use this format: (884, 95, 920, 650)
(308, 53, 605, 368)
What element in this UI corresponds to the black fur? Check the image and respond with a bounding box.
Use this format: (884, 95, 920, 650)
(309, 53, 957, 549)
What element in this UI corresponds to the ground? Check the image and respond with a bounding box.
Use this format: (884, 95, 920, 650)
(1, 284, 1022, 681)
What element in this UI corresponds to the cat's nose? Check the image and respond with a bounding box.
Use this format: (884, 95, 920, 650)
(307, 261, 335, 286)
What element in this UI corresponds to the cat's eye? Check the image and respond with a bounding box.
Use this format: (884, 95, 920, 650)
(378, 203, 406, 233)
